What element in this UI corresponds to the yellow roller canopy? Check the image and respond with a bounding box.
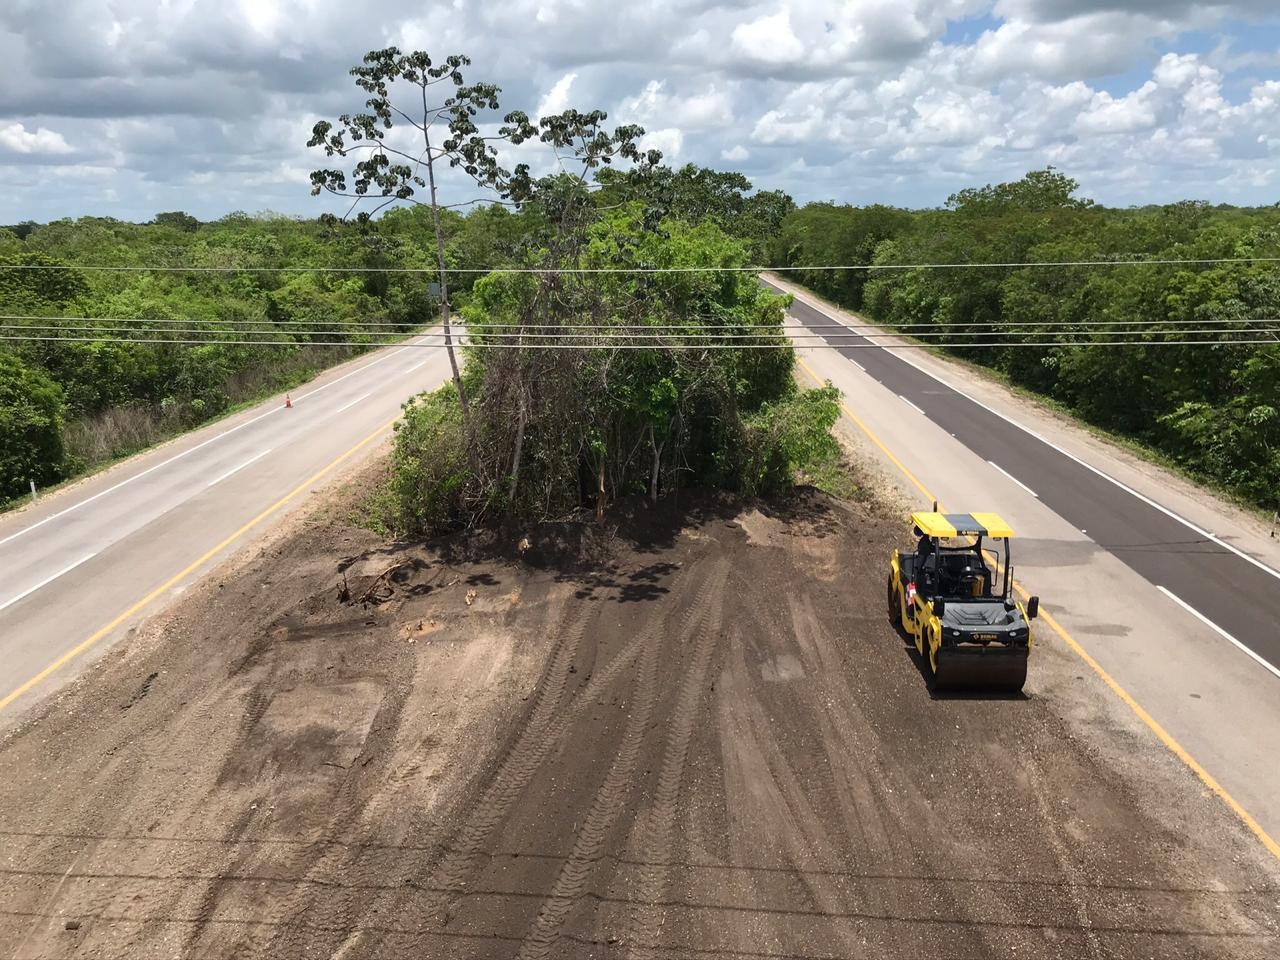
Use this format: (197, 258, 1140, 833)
(911, 511, 1014, 539)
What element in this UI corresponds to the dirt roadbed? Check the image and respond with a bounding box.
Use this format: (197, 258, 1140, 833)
(1, 481, 1277, 959)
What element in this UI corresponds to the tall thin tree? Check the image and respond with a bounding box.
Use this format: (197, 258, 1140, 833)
(307, 48, 535, 420)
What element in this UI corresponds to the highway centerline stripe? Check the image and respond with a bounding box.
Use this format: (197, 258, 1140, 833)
(1157, 586, 1280, 680)
(0, 553, 97, 613)
(794, 354, 1280, 863)
(0, 414, 402, 716)
(898, 394, 925, 416)
(778, 278, 1280, 584)
(206, 449, 272, 488)
(988, 460, 1038, 498)
(334, 392, 372, 415)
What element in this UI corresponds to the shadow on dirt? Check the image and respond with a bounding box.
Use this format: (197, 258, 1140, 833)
(334, 488, 848, 608)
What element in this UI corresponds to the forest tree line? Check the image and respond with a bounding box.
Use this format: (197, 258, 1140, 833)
(3, 161, 1277, 517)
(773, 170, 1280, 512)
(0, 160, 802, 511)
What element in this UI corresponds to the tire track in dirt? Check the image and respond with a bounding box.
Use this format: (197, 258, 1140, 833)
(344, 604, 647, 957)
(426, 624, 635, 895)
(785, 591, 976, 950)
(254, 673, 418, 959)
(626, 561, 730, 960)
(1017, 757, 1111, 960)
(515, 562, 728, 959)
(182, 801, 265, 956)
(513, 618, 663, 959)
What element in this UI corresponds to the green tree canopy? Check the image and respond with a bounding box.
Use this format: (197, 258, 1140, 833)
(0, 351, 67, 500)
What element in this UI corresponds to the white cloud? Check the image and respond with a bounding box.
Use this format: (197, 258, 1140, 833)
(1075, 83, 1161, 135)
(0, 121, 72, 154)
(731, 11, 805, 65)
(0, 0, 1278, 221)
(617, 80, 734, 130)
(536, 71, 578, 118)
(639, 127, 684, 159)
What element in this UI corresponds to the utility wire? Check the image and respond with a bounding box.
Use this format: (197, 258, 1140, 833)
(2, 313, 1274, 332)
(3, 333, 1275, 350)
(2, 257, 1280, 274)
(6, 323, 1276, 342)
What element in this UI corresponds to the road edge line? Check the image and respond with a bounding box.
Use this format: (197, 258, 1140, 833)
(1156, 585, 1280, 680)
(776, 276, 1280, 584)
(987, 460, 1039, 499)
(0, 331, 437, 549)
(0, 415, 400, 715)
(795, 354, 1280, 863)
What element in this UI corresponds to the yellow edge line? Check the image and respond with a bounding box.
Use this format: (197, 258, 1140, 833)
(0, 415, 400, 714)
(796, 354, 1280, 862)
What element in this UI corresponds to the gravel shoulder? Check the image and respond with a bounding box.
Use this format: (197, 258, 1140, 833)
(1, 467, 1277, 959)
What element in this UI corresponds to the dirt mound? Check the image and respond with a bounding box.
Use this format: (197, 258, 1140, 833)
(1, 484, 1276, 959)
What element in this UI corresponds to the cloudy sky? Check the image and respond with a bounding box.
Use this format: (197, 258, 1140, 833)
(2, 0, 1278, 223)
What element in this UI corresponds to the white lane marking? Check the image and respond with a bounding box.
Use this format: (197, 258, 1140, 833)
(782, 283, 1280, 584)
(898, 395, 926, 416)
(0, 333, 439, 549)
(290, 333, 435, 403)
(334, 392, 372, 415)
(0, 553, 97, 613)
(848, 359, 865, 372)
(1157, 586, 1280, 680)
(405, 359, 428, 373)
(988, 461, 1038, 498)
(0, 416, 270, 548)
(207, 449, 272, 488)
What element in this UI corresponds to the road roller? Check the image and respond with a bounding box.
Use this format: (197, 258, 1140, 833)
(887, 510, 1040, 692)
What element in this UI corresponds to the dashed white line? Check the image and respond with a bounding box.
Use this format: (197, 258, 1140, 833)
(0, 553, 97, 613)
(779, 282, 1280, 584)
(898, 395, 925, 416)
(289, 332, 436, 404)
(1157, 586, 1280, 680)
(334, 392, 372, 414)
(0, 332, 440, 549)
(0, 413, 272, 549)
(207, 449, 272, 488)
(987, 461, 1038, 498)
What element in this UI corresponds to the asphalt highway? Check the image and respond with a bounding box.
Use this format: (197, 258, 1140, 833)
(768, 275, 1280, 843)
(0, 333, 454, 721)
(781, 289, 1280, 668)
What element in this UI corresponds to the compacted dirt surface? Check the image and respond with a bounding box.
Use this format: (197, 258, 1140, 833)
(2, 482, 1278, 960)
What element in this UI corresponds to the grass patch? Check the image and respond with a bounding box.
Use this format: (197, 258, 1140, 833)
(796, 452, 867, 502)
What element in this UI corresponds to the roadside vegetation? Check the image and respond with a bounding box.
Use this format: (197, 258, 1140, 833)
(774, 170, 1280, 513)
(308, 48, 835, 534)
(0, 214, 436, 504)
(6, 61, 1276, 522)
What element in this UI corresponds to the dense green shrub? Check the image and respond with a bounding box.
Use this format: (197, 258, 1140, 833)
(0, 351, 67, 502)
(383, 210, 839, 534)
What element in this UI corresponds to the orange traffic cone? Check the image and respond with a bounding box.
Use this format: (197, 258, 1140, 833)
(285, 393, 293, 408)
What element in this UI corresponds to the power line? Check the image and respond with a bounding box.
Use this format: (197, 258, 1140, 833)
(0, 315, 415, 330)
(6, 323, 1276, 342)
(2, 313, 1274, 332)
(3, 333, 1275, 350)
(2, 256, 1279, 274)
